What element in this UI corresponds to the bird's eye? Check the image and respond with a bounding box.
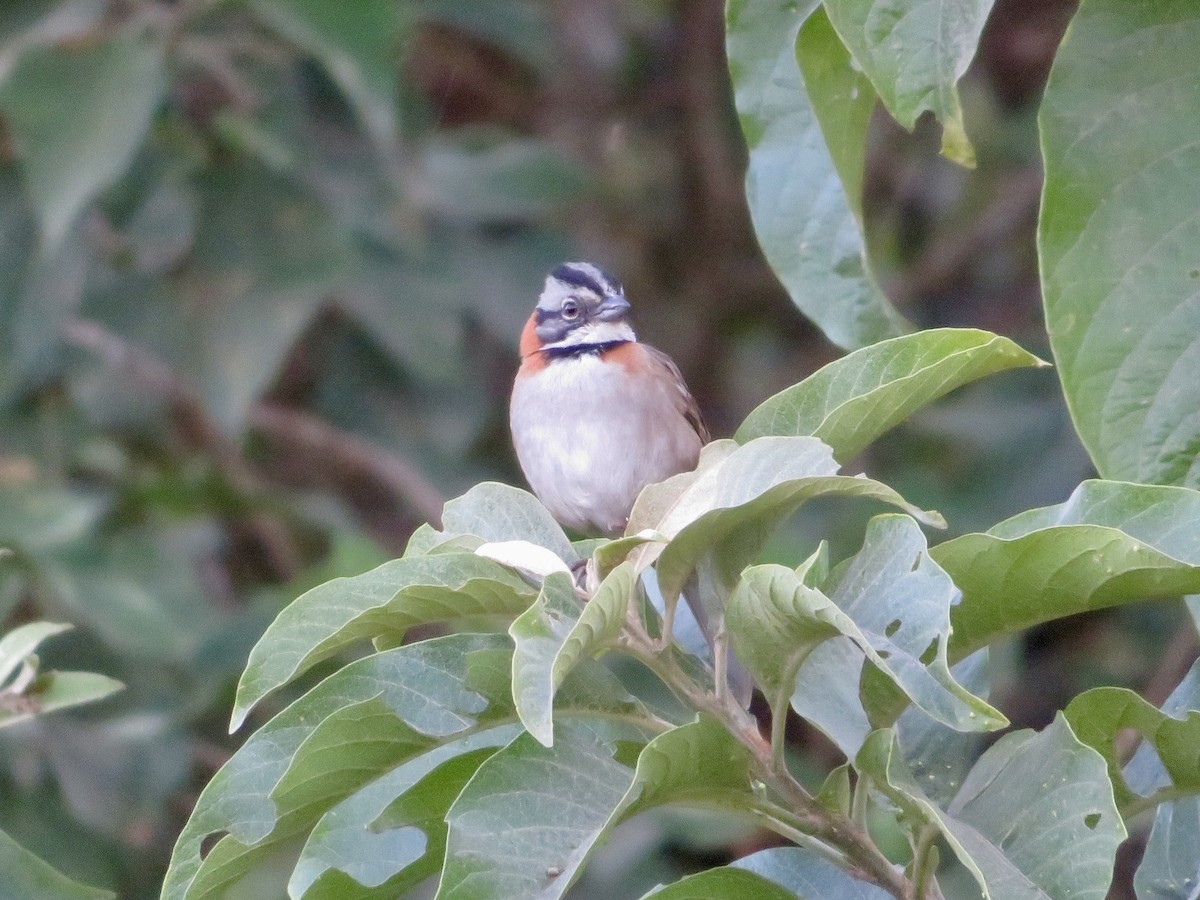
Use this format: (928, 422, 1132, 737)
(561, 299, 581, 320)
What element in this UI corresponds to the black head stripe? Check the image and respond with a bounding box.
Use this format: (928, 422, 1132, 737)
(551, 263, 619, 296)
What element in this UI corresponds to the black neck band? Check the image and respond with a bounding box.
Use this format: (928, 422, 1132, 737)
(541, 339, 630, 360)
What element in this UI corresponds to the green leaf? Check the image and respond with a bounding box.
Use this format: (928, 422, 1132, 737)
(508, 571, 585, 746)
(946, 716, 1126, 899)
(644, 867, 796, 899)
(1039, 0, 1200, 487)
(289, 740, 515, 899)
(168, 634, 657, 900)
(727, 564, 855, 706)
(797, 6, 876, 218)
(822, 0, 994, 165)
(0, 32, 165, 246)
(552, 562, 637, 702)
(418, 136, 587, 222)
(1126, 660, 1200, 797)
(650, 437, 943, 609)
(859, 715, 1125, 899)
(616, 715, 756, 815)
(1122, 661, 1200, 897)
(0, 670, 122, 729)
(1065, 686, 1200, 812)
(230, 554, 537, 731)
(786, 517, 1003, 756)
(896, 650, 991, 808)
(733, 846, 893, 898)
(727, 0, 906, 350)
(0, 827, 114, 900)
(422, 482, 576, 563)
(1134, 798, 1200, 900)
(440, 716, 753, 900)
(0, 483, 103, 554)
(735, 328, 1045, 459)
(933, 480, 1200, 659)
(168, 635, 511, 900)
(0, 621, 69, 686)
(437, 720, 656, 900)
(250, 0, 401, 152)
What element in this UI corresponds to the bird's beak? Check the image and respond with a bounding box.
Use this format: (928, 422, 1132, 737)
(595, 294, 631, 321)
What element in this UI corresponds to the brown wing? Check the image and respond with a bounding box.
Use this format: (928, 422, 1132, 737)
(643, 344, 710, 444)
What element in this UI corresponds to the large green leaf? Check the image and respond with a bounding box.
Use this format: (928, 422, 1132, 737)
(439, 716, 754, 900)
(509, 564, 636, 747)
(735, 328, 1044, 459)
(1134, 798, 1200, 900)
(895, 651, 991, 808)
(727, 0, 906, 350)
(733, 847, 893, 899)
(946, 716, 1125, 899)
(788, 517, 1002, 756)
(0, 828, 114, 900)
(508, 571, 584, 746)
(0, 32, 165, 246)
(437, 720, 654, 900)
(289, 740, 515, 900)
(250, 0, 401, 152)
(1123, 662, 1200, 898)
(167, 634, 659, 899)
(933, 480, 1200, 659)
(648, 437, 943, 609)
(230, 554, 536, 730)
(1065, 685, 1200, 812)
(729, 557, 1001, 752)
(1039, 0, 1200, 487)
(859, 715, 1125, 899)
(821, 0, 994, 164)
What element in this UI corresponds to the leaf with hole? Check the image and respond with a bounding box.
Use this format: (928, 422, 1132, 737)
(786, 516, 1003, 757)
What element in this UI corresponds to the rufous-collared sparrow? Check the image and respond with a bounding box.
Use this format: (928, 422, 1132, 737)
(510, 262, 709, 537)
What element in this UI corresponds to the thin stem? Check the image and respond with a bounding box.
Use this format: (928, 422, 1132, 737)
(911, 825, 939, 899)
(657, 594, 678, 652)
(713, 621, 729, 705)
(770, 687, 791, 777)
(620, 622, 908, 898)
(746, 805, 851, 872)
(852, 773, 873, 828)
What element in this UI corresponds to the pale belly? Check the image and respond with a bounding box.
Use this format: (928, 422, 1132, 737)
(510, 354, 701, 535)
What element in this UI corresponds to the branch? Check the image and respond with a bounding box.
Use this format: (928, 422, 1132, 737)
(62, 318, 303, 579)
(248, 403, 445, 528)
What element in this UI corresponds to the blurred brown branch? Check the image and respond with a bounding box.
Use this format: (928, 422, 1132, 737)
(62, 318, 445, 563)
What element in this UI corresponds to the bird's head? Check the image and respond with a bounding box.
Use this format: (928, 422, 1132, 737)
(520, 262, 635, 358)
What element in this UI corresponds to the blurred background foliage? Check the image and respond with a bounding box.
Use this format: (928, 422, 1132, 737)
(0, 0, 1176, 896)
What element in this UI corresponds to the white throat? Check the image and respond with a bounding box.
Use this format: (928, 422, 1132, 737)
(542, 320, 636, 350)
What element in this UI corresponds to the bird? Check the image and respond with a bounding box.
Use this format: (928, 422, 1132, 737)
(509, 261, 709, 537)
(510, 262, 750, 705)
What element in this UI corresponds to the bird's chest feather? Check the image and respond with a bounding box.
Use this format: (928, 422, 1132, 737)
(510, 352, 691, 533)
(511, 354, 647, 463)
